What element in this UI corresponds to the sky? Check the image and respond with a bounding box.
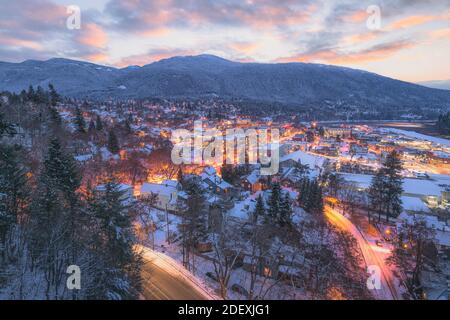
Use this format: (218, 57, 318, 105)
(0, 0, 449, 82)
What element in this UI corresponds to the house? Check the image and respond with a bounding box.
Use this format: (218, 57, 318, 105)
(341, 173, 447, 206)
(280, 150, 327, 171)
(428, 151, 450, 165)
(201, 167, 233, 196)
(241, 170, 265, 193)
(139, 181, 179, 211)
(324, 127, 352, 139)
(280, 150, 328, 178)
(350, 143, 368, 155)
(292, 133, 307, 142)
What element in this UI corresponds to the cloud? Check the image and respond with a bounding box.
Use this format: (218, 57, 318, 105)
(387, 15, 436, 30)
(0, 0, 448, 82)
(429, 28, 450, 39)
(77, 23, 108, 49)
(342, 10, 368, 23)
(228, 41, 261, 55)
(276, 40, 415, 64)
(0, 0, 110, 62)
(104, 0, 316, 34)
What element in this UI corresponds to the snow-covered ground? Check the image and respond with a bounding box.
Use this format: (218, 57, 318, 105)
(381, 128, 450, 148)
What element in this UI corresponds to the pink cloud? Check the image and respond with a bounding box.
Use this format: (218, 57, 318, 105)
(77, 23, 108, 49)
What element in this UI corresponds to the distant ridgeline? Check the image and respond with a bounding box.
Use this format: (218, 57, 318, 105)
(0, 55, 449, 110)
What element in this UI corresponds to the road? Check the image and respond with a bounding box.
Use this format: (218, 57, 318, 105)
(324, 206, 401, 300)
(138, 246, 215, 300)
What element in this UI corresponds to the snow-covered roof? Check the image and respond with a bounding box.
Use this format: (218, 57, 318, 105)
(245, 170, 260, 184)
(162, 180, 180, 188)
(341, 173, 445, 197)
(401, 196, 430, 212)
(203, 166, 216, 176)
(140, 182, 176, 197)
(74, 154, 93, 162)
(381, 128, 450, 148)
(280, 150, 326, 169)
(403, 179, 444, 197)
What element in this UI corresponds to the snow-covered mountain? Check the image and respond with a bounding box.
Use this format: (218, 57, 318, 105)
(419, 79, 450, 90)
(1, 54, 450, 108)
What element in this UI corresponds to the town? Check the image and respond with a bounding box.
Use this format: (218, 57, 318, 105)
(1, 86, 448, 300)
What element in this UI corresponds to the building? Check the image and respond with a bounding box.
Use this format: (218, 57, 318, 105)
(428, 151, 450, 165)
(341, 173, 447, 207)
(280, 150, 328, 176)
(241, 170, 265, 193)
(324, 127, 352, 139)
(139, 180, 179, 211)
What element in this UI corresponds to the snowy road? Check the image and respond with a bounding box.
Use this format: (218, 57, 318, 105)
(325, 206, 402, 300)
(138, 246, 217, 300)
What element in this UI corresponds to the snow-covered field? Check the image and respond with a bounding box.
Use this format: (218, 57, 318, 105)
(381, 128, 450, 148)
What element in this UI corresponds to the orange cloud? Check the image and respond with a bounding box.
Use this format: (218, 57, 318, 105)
(83, 52, 109, 63)
(388, 15, 435, 30)
(229, 42, 261, 55)
(276, 41, 414, 65)
(78, 23, 108, 49)
(344, 32, 379, 44)
(430, 28, 450, 39)
(228, 5, 311, 29)
(343, 10, 368, 23)
(139, 28, 171, 37)
(0, 36, 43, 50)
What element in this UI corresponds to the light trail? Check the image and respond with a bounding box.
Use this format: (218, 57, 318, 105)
(325, 206, 402, 300)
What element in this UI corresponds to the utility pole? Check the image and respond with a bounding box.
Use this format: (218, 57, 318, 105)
(165, 203, 170, 244)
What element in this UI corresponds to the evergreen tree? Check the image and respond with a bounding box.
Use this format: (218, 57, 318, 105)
(297, 178, 310, 209)
(369, 151, 403, 223)
(383, 151, 403, 222)
(313, 182, 324, 215)
(252, 194, 265, 224)
(279, 192, 292, 226)
(368, 171, 386, 223)
(48, 84, 59, 107)
(95, 115, 103, 131)
(0, 112, 16, 137)
(436, 112, 450, 135)
(220, 164, 234, 184)
(35, 86, 48, 105)
(297, 178, 323, 215)
(124, 119, 132, 135)
(87, 181, 142, 299)
(181, 180, 207, 270)
(74, 107, 86, 133)
(0, 146, 28, 262)
(108, 130, 120, 154)
(88, 119, 96, 133)
(29, 138, 82, 299)
(125, 114, 133, 135)
(27, 85, 35, 102)
(267, 183, 281, 223)
(49, 107, 62, 127)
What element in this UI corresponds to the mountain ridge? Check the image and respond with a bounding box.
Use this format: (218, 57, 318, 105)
(1, 54, 449, 108)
